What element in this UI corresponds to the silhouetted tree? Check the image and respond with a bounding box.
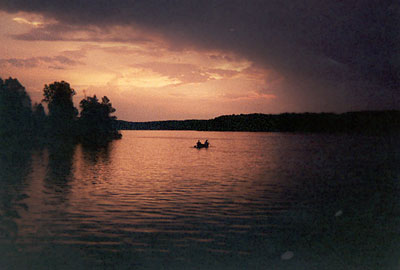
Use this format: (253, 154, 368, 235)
(0, 77, 32, 137)
(42, 81, 78, 136)
(78, 95, 121, 143)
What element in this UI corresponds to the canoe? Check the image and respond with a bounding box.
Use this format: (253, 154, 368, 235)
(194, 143, 209, 149)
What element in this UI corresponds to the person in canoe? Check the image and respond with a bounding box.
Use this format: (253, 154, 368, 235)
(195, 140, 209, 148)
(204, 140, 209, 148)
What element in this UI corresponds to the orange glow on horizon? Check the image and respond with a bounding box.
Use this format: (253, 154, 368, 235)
(0, 10, 282, 121)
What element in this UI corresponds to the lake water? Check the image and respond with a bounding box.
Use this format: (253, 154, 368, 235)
(1, 131, 400, 269)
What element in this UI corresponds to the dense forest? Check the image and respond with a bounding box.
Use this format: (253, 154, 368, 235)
(116, 111, 400, 133)
(0, 77, 121, 145)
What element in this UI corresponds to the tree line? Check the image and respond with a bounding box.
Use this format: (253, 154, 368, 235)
(116, 112, 400, 133)
(2, 76, 398, 138)
(0, 77, 121, 144)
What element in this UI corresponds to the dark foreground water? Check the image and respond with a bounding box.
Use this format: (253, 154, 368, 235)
(1, 131, 400, 270)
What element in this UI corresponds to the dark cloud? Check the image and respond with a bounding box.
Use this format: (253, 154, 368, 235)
(208, 55, 235, 62)
(1, 0, 398, 110)
(0, 58, 39, 68)
(48, 65, 65, 70)
(11, 22, 153, 43)
(0, 55, 82, 68)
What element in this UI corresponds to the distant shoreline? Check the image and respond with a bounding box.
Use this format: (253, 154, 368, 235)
(115, 110, 400, 134)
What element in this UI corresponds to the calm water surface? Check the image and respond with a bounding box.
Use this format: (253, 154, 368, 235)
(1, 131, 400, 269)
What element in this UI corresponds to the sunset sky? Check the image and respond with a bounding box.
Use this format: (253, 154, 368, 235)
(0, 0, 398, 121)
